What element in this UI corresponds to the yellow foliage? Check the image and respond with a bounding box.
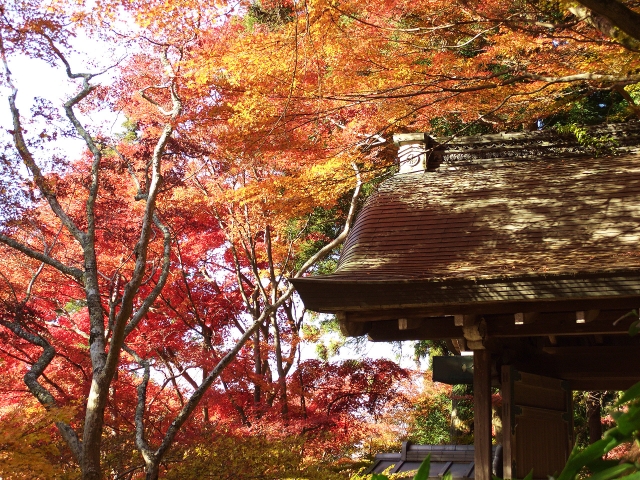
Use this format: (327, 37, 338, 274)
(165, 434, 356, 479)
(626, 83, 640, 104)
(0, 402, 79, 479)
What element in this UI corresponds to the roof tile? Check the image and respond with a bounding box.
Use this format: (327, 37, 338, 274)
(334, 150, 640, 280)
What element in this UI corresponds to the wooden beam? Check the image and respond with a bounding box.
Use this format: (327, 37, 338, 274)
(365, 310, 635, 341)
(368, 317, 462, 341)
(514, 346, 640, 389)
(339, 319, 371, 337)
(576, 310, 600, 324)
(335, 296, 640, 321)
(398, 318, 421, 330)
(294, 273, 640, 316)
(487, 310, 633, 337)
(541, 345, 640, 357)
(455, 314, 476, 327)
(514, 312, 537, 325)
(474, 350, 493, 480)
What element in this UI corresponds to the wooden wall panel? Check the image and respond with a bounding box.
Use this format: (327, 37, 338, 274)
(502, 366, 572, 479)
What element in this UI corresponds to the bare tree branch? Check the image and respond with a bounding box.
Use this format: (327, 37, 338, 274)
(0, 32, 86, 245)
(150, 160, 364, 461)
(0, 234, 83, 278)
(576, 0, 640, 44)
(293, 163, 362, 278)
(0, 317, 82, 461)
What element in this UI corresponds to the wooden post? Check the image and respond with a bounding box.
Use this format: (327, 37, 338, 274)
(587, 393, 603, 444)
(474, 349, 492, 480)
(501, 366, 514, 479)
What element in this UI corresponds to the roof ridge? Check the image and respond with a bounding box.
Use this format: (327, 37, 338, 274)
(423, 122, 640, 167)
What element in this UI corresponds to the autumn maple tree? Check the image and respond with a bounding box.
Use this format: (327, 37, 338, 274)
(0, 1, 373, 478)
(204, 0, 640, 147)
(1, 0, 640, 478)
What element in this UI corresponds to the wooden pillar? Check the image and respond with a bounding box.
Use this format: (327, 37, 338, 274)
(501, 366, 514, 479)
(587, 393, 603, 444)
(474, 349, 492, 480)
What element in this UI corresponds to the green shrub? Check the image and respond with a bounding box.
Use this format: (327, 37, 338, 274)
(556, 380, 640, 480)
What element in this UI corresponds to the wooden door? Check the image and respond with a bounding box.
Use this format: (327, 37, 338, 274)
(501, 366, 573, 479)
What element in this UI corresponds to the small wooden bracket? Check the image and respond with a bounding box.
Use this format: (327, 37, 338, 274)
(462, 318, 486, 350)
(576, 310, 600, 324)
(398, 318, 421, 330)
(514, 312, 537, 325)
(454, 314, 477, 327)
(337, 313, 371, 337)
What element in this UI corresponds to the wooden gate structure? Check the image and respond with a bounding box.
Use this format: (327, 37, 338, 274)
(291, 124, 640, 480)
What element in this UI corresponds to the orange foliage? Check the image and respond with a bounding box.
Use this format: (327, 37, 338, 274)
(1, 0, 639, 477)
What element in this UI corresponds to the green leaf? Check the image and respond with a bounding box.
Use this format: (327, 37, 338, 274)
(523, 469, 534, 480)
(614, 310, 638, 325)
(629, 320, 640, 337)
(614, 404, 640, 436)
(588, 459, 626, 473)
(617, 381, 640, 407)
(588, 463, 635, 480)
(557, 438, 621, 480)
(617, 471, 640, 480)
(413, 454, 431, 480)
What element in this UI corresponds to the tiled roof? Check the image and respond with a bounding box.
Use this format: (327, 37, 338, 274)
(367, 443, 497, 478)
(291, 123, 640, 314)
(335, 151, 640, 280)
